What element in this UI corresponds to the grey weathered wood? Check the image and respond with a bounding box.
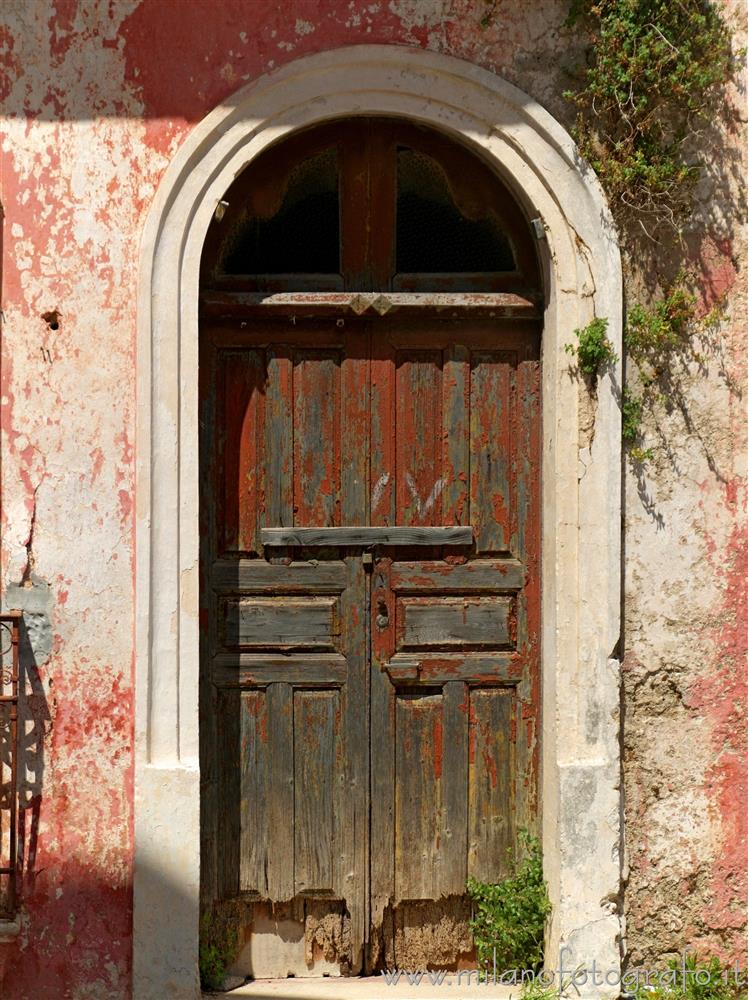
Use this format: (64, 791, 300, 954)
(211, 559, 347, 593)
(222, 597, 338, 649)
(391, 558, 524, 592)
(267, 683, 295, 900)
(369, 558, 394, 966)
(261, 526, 473, 547)
(294, 690, 337, 893)
(216, 688, 240, 898)
(395, 690, 441, 902)
(203, 298, 541, 966)
(341, 327, 369, 526)
(239, 690, 270, 894)
(467, 688, 515, 881)
(399, 596, 512, 649)
(341, 556, 368, 971)
(265, 349, 293, 529)
(212, 653, 347, 688)
(384, 652, 518, 685)
(442, 344, 469, 526)
(294, 350, 340, 525)
(470, 352, 513, 554)
(440, 681, 468, 895)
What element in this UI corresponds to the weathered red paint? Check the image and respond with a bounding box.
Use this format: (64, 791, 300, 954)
(689, 477, 748, 958)
(2, 0, 746, 992)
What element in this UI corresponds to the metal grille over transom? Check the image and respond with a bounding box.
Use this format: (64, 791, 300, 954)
(199, 117, 542, 978)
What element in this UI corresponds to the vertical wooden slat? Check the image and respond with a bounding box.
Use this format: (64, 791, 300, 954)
(294, 690, 337, 892)
(396, 350, 443, 526)
(370, 336, 395, 526)
(293, 350, 340, 526)
(341, 556, 368, 972)
(341, 327, 369, 525)
(470, 351, 514, 553)
(369, 557, 395, 964)
(265, 348, 293, 528)
(442, 344, 470, 526)
(222, 349, 264, 553)
(514, 355, 542, 833)
(439, 680, 468, 895)
(267, 682, 295, 901)
(468, 688, 515, 881)
(395, 690, 442, 900)
(239, 690, 269, 894)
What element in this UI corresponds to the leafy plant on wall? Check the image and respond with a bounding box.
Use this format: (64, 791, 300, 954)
(562, 0, 742, 464)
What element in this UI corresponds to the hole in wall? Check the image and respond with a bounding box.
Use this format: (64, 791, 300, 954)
(41, 309, 60, 331)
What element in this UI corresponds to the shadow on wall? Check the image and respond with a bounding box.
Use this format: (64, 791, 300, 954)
(0, 854, 201, 1000)
(0, 596, 125, 1000)
(616, 103, 747, 525)
(2, 585, 52, 898)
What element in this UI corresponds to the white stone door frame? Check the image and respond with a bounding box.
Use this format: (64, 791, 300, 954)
(135, 45, 623, 999)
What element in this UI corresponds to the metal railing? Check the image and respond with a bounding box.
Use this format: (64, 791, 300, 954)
(0, 611, 21, 919)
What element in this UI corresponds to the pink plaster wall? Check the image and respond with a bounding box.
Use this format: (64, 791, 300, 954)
(0, 1, 747, 996)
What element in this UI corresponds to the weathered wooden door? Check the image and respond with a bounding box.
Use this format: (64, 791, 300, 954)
(199, 118, 542, 977)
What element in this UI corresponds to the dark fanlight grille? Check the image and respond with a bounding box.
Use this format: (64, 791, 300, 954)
(396, 147, 516, 273)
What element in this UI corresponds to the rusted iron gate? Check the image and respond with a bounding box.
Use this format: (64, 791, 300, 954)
(0, 611, 21, 919)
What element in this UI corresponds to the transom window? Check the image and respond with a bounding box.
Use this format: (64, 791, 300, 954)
(201, 118, 540, 295)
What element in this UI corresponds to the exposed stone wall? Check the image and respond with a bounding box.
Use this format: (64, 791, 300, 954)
(0, 1, 746, 995)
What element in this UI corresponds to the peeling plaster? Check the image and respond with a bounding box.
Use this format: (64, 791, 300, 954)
(0, 0, 747, 995)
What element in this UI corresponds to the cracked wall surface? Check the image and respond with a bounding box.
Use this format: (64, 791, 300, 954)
(0, 0, 747, 996)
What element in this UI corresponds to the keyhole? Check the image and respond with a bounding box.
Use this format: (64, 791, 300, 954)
(376, 600, 389, 630)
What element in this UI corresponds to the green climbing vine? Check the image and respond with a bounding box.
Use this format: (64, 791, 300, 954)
(563, 0, 740, 460)
(565, 0, 733, 238)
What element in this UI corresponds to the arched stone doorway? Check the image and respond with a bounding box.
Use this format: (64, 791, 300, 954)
(198, 116, 542, 977)
(135, 46, 622, 999)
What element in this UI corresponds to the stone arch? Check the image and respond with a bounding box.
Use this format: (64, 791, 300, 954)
(135, 45, 623, 998)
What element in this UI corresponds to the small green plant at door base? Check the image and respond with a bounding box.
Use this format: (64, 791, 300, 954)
(632, 953, 746, 999)
(565, 317, 617, 380)
(199, 910, 239, 992)
(520, 977, 563, 1000)
(467, 829, 551, 975)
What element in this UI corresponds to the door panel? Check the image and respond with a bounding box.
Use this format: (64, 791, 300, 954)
(369, 319, 540, 967)
(202, 324, 369, 977)
(201, 316, 540, 976)
(293, 351, 341, 526)
(395, 351, 443, 526)
(468, 687, 516, 880)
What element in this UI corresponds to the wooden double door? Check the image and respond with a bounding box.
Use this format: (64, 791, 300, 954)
(199, 310, 540, 974)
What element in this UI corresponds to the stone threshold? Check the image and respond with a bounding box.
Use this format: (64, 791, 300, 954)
(211, 977, 518, 999)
